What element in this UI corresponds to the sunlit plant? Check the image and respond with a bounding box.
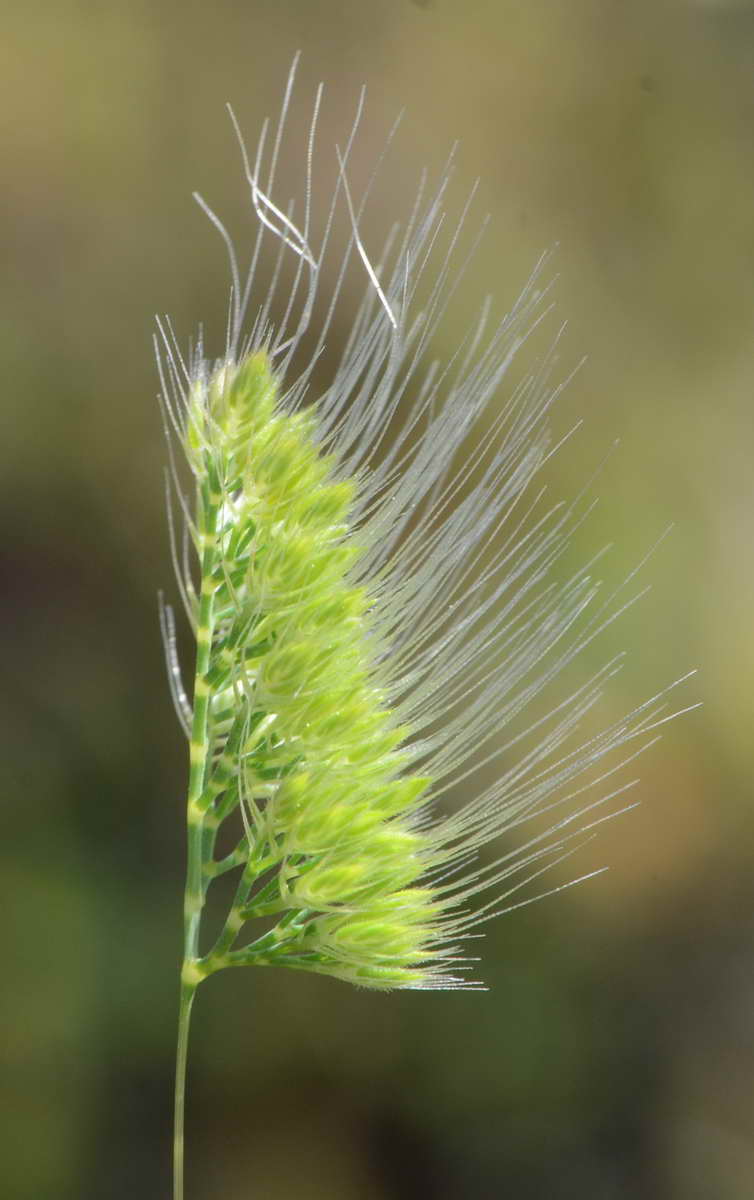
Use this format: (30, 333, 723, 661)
(156, 59, 691, 1199)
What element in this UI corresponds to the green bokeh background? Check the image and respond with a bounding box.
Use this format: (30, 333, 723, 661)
(3, 2, 753, 1197)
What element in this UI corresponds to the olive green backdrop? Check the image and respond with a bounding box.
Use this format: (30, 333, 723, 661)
(3, 1, 753, 1198)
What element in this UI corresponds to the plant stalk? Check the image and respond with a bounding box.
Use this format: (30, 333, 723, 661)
(173, 982, 196, 1200)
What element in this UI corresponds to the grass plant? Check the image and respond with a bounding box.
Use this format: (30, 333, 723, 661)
(155, 58, 692, 1199)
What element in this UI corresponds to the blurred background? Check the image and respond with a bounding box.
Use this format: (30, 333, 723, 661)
(2, 1, 753, 1197)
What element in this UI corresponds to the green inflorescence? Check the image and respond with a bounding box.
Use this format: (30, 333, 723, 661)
(184, 350, 440, 989)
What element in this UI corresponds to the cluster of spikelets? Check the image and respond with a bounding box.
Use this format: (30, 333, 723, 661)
(159, 63, 689, 996)
(183, 351, 443, 987)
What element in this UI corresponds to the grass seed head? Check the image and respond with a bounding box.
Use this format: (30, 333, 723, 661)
(161, 63, 690, 993)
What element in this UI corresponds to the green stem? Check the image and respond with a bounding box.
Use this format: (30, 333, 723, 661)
(173, 982, 196, 1200)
